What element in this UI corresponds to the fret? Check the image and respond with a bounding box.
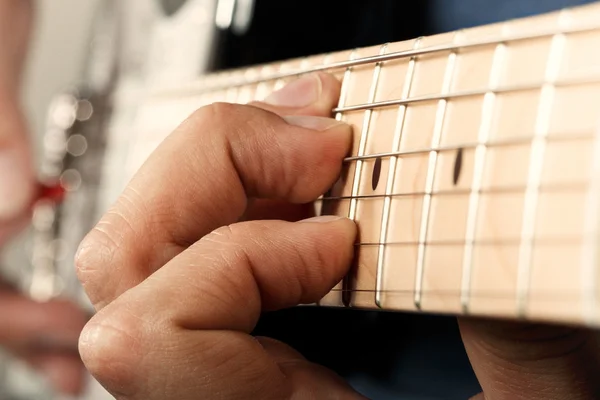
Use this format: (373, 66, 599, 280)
(414, 33, 460, 310)
(343, 44, 388, 307)
(358, 237, 586, 247)
(117, 2, 600, 327)
(516, 11, 569, 318)
(461, 36, 508, 312)
(318, 49, 357, 308)
(375, 39, 421, 308)
(335, 51, 357, 121)
(254, 65, 276, 101)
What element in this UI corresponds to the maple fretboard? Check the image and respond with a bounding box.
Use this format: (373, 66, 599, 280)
(123, 3, 600, 327)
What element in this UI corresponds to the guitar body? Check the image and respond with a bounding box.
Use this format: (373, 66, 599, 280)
(7, 1, 600, 399)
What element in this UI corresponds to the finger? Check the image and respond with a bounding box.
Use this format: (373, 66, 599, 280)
(0, 0, 35, 221)
(241, 73, 342, 223)
(252, 72, 341, 117)
(458, 318, 600, 400)
(0, 293, 85, 351)
(27, 353, 86, 396)
(79, 216, 360, 399)
(76, 74, 350, 310)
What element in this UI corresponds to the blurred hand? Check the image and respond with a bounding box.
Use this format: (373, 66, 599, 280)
(0, 0, 87, 395)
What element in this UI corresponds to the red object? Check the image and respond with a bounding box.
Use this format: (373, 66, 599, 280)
(37, 183, 66, 203)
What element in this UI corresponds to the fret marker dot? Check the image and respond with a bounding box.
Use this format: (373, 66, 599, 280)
(453, 148, 464, 186)
(372, 157, 382, 191)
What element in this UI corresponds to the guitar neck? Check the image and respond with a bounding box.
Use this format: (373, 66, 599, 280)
(125, 2, 600, 327)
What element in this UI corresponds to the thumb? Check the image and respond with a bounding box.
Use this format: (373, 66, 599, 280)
(0, 0, 35, 221)
(458, 318, 600, 399)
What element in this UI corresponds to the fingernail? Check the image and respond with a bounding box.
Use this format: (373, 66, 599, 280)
(300, 215, 347, 223)
(0, 149, 33, 220)
(265, 74, 322, 107)
(284, 115, 347, 131)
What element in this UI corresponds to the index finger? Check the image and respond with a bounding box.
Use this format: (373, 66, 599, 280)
(76, 73, 351, 310)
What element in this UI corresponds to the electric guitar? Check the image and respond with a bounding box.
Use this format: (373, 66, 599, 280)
(7, 0, 600, 398)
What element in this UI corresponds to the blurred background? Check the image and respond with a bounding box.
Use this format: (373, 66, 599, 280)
(3, 1, 101, 271)
(5, 1, 109, 398)
(24, 0, 100, 161)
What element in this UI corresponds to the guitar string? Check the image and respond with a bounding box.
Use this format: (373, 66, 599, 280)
(107, 11, 599, 319)
(354, 237, 585, 247)
(332, 76, 600, 114)
(316, 183, 589, 202)
(151, 19, 600, 96)
(324, 288, 583, 300)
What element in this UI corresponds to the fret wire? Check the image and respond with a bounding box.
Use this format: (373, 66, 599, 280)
(255, 65, 277, 101)
(316, 182, 589, 201)
(333, 50, 357, 308)
(155, 21, 600, 97)
(460, 30, 508, 313)
(308, 55, 332, 209)
(415, 35, 460, 309)
(343, 44, 388, 307)
(335, 50, 357, 121)
(375, 39, 421, 308)
(357, 237, 586, 247)
(516, 13, 568, 318)
(319, 51, 356, 307)
(342, 132, 593, 163)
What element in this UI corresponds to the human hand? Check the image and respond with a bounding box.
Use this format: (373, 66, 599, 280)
(0, 1, 88, 395)
(0, 0, 36, 223)
(76, 72, 600, 399)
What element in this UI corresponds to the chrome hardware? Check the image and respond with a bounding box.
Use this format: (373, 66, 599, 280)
(29, 89, 97, 302)
(216, 0, 254, 34)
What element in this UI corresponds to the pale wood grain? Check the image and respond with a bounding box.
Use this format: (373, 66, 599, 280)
(124, 2, 600, 327)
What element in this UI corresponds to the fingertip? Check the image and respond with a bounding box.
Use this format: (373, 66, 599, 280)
(264, 73, 322, 108)
(254, 72, 342, 117)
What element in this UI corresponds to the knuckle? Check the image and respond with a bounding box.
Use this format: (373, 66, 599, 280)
(79, 308, 145, 397)
(75, 218, 134, 308)
(75, 194, 144, 306)
(186, 102, 241, 133)
(75, 226, 117, 289)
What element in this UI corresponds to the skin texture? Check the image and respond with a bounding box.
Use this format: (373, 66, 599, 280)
(75, 72, 600, 399)
(0, 0, 87, 395)
(0, 2, 598, 398)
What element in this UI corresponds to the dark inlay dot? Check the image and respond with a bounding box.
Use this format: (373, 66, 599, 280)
(453, 148, 464, 186)
(372, 157, 383, 191)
